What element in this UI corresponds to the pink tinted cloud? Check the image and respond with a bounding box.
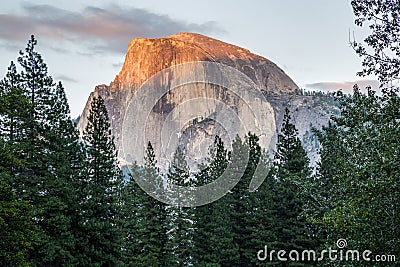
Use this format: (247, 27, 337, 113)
(0, 4, 224, 53)
(305, 80, 381, 93)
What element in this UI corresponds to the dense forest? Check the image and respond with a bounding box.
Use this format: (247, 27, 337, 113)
(1, 0, 399, 266)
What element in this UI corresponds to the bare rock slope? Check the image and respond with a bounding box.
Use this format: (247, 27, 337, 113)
(78, 32, 334, 167)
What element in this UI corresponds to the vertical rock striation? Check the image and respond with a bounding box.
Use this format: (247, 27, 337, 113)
(78, 32, 334, 168)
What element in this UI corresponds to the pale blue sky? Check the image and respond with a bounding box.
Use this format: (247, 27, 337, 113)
(0, 0, 376, 117)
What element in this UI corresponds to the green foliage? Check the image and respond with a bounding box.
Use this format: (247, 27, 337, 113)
(267, 108, 316, 266)
(122, 142, 167, 267)
(302, 3, 400, 264)
(351, 0, 400, 83)
(312, 86, 400, 263)
(81, 96, 124, 266)
(191, 134, 279, 267)
(165, 147, 196, 267)
(0, 148, 39, 266)
(193, 136, 239, 267)
(229, 134, 261, 266)
(0, 61, 30, 147)
(275, 108, 311, 176)
(8, 30, 400, 267)
(0, 35, 89, 266)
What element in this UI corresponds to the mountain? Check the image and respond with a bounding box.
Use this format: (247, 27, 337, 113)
(77, 32, 336, 168)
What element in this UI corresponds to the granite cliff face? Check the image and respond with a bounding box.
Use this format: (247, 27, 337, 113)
(78, 32, 334, 168)
(110, 32, 298, 94)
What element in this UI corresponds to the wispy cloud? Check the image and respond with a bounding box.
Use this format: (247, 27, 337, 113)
(305, 80, 381, 93)
(0, 3, 225, 54)
(54, 74, 78, 83)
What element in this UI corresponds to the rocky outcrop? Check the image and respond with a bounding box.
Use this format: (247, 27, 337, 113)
(109, 32, 298, 94)
(77, 32, 334, 168)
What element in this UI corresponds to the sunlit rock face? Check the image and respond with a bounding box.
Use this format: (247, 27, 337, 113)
(78, 32, 334, 169)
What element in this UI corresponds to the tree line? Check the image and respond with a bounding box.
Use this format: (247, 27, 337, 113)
(1, 1, 400, 266)
(1, 36, 398, 267)
(0, 35, 314, 266)
(0, 35, 317, 266)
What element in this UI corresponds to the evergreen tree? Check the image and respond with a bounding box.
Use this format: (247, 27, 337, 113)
(193, 136, 238, 267)
(122, 142, 167, 266)
(0, 61, 30, 147)
(230, 133, 263, 267)
(120, 162, 142, 266)
(274, 108, 310, 176)
(268, 108, 315, 266)
(14, 35, 61, 264)
(0, 176, 38, 267)
(17, 35, 55, 179)
(42, 81, 88, 265)
(0, 61, 31, 181)
(81, 95, 124, 266)
(247, 151, 275, 267)
(141, 142, 168, 266)
(165, 147, 195, 267)
(229, 134, 250, 261)
(192, 136, 223, 266)
(0, 36, 86, 265)
(0, 135, 39, 266)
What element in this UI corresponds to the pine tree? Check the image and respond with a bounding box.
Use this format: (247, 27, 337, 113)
(247, 151, 275, 267)
(0, 176, 38, 266)
(311, 1, 400, 258)
(165, 147, 195, 267)
(41, 81, 87, 265)
(0, 61, 31, 181)
(141, 142, 168, 266)
(0, 61, 30, 147)
(230, 133, 269, 267)
(193, 136, 239, 267)
(274, 108, 310, 176)
(81, 95, 124, 266)
(192, 136, 223, 266)
(120, 162, 142, 266)
(0, 36, 87, 265)
(268, 108, 315, 266)
(122, 142, 167, 266)
(14, 36, 59, 264)
(17, 35, 55, 177)
(0, 135, 39, 266)
(228, 136, 251, 266)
